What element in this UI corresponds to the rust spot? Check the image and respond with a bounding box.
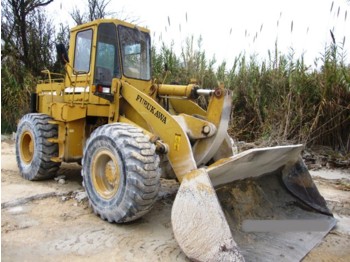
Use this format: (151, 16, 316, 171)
(196, 183, 214, 193)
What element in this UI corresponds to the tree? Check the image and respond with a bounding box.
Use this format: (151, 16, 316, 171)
(70, 0, 112, 25)
(1, 0, 56, 132)
(70, 0, 139, 25)
(1, 0, 54, 72)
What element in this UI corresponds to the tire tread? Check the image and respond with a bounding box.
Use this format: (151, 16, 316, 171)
(16, 113, 60, 180)
(82, 123, 161, 223)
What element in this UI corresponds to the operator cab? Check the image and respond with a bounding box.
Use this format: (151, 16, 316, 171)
(72, 21, 151, 85)
(56, 19, 152, 102)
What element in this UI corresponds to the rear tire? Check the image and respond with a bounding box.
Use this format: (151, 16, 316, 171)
(82, 123, 161, 223)
(15, 113, 60, 180)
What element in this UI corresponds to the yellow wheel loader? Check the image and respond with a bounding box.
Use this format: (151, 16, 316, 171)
(16, 19, 336, 261)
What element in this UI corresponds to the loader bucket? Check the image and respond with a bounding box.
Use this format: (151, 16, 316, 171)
(171, 145, 336, 261)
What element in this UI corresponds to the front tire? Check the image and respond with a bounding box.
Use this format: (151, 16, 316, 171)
(15, 113, 60, 180)
(82, 123, 161, 223)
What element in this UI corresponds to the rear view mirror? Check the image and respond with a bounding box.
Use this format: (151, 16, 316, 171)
(56, 43, 69, 64)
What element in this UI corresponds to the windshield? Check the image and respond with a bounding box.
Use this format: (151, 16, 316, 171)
(118, 25, 151, 80)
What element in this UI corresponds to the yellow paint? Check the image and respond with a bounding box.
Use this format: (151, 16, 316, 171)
(108, 79, 121, 122)
(87, 104, 109, 117)
(19, 131, 34, 164)
(92, 148, 120, 199)
(206, 88, 226, 127)
(121, 80, 197, 181)
(174, 134, 181, 151)
(50, 103, 86, 122)
(170, 98, 206, 117)
(158, 84, 195, 98)
(173, 114, 216, 139)
(64, 119, 85, 161)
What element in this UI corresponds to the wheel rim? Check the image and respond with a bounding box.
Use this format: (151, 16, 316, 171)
(92, 149, 121, 199)
(20, 131, 34, 164)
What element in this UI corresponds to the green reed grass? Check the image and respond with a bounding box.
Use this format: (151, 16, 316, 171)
(152, 36, 350, 152)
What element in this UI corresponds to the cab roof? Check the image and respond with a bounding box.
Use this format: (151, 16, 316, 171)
(70, 18, 150, 34)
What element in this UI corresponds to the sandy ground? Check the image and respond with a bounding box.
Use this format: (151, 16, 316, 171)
(1, 138, 350, 261)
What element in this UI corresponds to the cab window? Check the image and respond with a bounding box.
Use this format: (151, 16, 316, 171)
(74, 29, 93, 73)
(94, 23, 120, 85)
(118, 26, 151, 80)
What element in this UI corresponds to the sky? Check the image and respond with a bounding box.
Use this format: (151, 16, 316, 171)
(47, 0, 350, 69)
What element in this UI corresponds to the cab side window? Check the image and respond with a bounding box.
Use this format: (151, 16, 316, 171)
(74, 29, 93, 73)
